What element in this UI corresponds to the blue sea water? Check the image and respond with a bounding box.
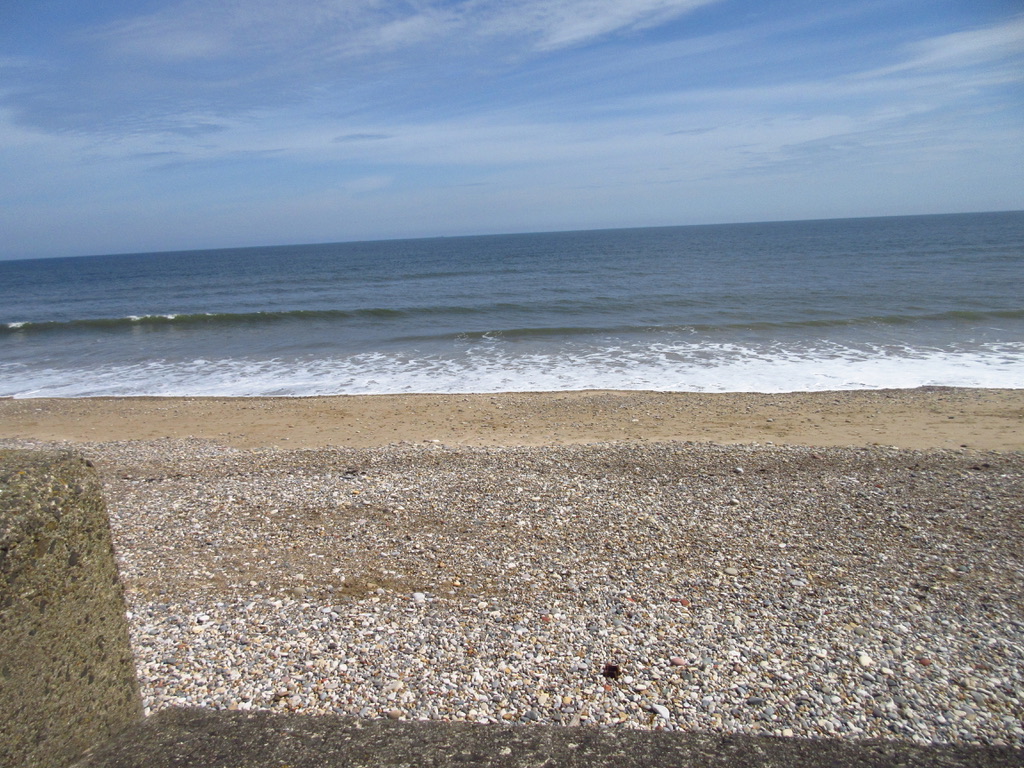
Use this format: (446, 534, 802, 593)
(1, 212, 1022, 398)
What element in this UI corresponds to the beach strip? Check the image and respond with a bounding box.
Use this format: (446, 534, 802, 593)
(3, 387, 1023, 744)
(1, 387, 1022, 451)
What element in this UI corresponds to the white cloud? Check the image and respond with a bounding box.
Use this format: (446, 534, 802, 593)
(863, 14, 1024, 77)
(91, 0, 724, 65)
(3, 1, 1022, 258)
(25, 3, 1019, 194)
(371, 8, 457, 50)
(479, 0, 721, 51)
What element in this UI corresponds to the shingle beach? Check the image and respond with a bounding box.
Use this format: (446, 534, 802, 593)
(1, 388, 1022, 747)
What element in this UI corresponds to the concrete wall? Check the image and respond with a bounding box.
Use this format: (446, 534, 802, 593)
(0, 449, 141, 768)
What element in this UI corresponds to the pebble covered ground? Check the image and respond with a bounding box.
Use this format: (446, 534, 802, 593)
(5, 437, 1022, 747)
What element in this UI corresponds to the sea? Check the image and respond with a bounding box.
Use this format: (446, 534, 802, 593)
(1, 211, 1022, 399)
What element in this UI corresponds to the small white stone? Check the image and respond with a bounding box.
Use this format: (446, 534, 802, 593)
(858, 653, 874, 667)
(650, 704, 671, 720)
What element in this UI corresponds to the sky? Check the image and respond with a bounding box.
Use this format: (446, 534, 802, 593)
(1, 1, 1022, 260)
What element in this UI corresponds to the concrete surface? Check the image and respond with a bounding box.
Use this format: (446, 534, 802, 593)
(73, 708, 1024, 768)
(1, 450, 141, 768)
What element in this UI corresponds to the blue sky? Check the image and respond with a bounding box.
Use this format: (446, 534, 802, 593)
(1, 0, 1022, 259)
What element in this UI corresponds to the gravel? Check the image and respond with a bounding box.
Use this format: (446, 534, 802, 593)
(4, 437, 1022, 747)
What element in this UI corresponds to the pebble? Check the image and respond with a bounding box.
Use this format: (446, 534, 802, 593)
(650, 704, 671, 720)
(12, 436, 1018, 748)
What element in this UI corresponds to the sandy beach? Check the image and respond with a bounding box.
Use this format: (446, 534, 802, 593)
(1, 387, 1022, 450)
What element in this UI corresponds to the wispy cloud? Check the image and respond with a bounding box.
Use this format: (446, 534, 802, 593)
(24, 8, 1024, 172)
(25, 0, 725, 139)
(873, 13, 1024, 75)
(90, 0, 725, 66)
(478, 0, 721, 51)
(90, 1, 358, 61)
(1, 1, 1021, 258)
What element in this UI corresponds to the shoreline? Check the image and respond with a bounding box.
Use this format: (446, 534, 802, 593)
(1, 386, 1022, 451)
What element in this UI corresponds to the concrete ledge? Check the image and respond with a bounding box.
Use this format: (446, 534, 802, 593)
(0, 450, 141, 768)
(74, 708, 1024, 768)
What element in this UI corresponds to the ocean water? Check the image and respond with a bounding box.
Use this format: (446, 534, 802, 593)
(1, 211, 1022, 398)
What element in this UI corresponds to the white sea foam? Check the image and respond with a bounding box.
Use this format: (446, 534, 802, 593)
(2, 341, 1022, 398)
